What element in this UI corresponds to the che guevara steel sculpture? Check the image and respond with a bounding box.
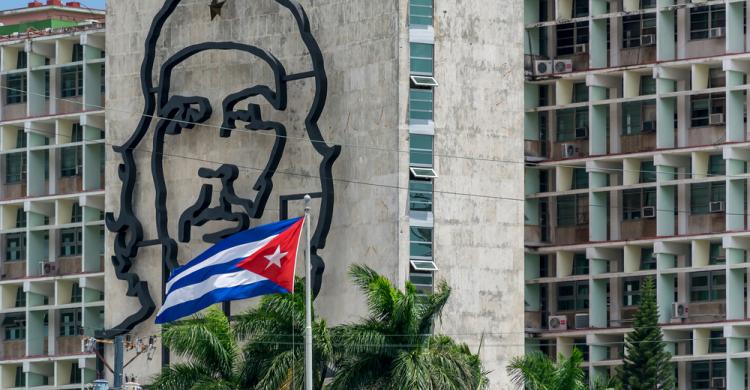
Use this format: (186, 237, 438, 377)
(101, 0, 340, 338)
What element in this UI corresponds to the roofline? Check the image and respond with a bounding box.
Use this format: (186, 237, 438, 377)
(0, 5, 105, 18)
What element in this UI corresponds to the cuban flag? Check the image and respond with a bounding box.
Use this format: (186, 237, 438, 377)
(156, 217, 304, 324)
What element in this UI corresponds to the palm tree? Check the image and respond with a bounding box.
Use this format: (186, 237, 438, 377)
(329, 264, 487, 390)
(151, 279, 331, 390)
(506, 348, 587, 390)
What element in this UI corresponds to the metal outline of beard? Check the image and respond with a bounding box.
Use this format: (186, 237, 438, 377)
(100, 0, 340, 338)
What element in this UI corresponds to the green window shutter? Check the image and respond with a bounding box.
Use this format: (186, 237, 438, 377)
(622, 102, 642, 135)
(708, 155, 725, 175)
(409, 89, 433, 122)
(410, 43, 433, 75)
(409, 134, 433, 167)
(409, 180, 433, 212)
(409, 226, 433, 258)
(409, 0, 433, 26)
(690, 183, 710, 214)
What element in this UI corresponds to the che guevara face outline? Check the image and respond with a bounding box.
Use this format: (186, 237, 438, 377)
(102, 0, 340, 338)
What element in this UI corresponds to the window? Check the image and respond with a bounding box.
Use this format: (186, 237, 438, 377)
(572, 254, 588, 275)
(622, 13, 656, 48)
(640, 0, 656, 8)
(622, 100, 656, 135)
(572, 168, 588, 189)
(410, 226, 432, 259)
(573, 0, 588, 17)
(71, 123, 83, 143)
(622, 187, 656, 220)
(60, 146, 82, 177)
(15, 129, 26, 149)
(709, 330, 726, 353)
(690, 271, 725, 302)
(6, 73, 27, 104)
(690, 5, 726, 40)
(14, 366, 24, 388)
(691, 94, 725, 127)
(70, 283, 82, 303)
(708, 155, 725, 176)
(71, 202, 82, 223)
(557, 282, 589, 311)
(69, 362, 81, 384)
(409, 89, 433, 122)
(708, 68, 725, 88)
(409, 180, 432, 212)
(557, 194, 588, 226)
(5, 152, 26, 184)
(410, 43, 433, 75)
(410, 270, 433, 295)
(409, 134, 433, 167)
(4, 316, 25, 340)
(690, 182, 725, 214)
(15, 51, 26, 69)
(5, 233, 25, 261)
(556, 22, 588, 56)
(409, 0, 433, 25)
(573, 83, 588, 103)
(60, 65, 83, 97)
(59, 310, 81, 336)
(709, 243, 725, 265)
(556, 107, 588, 141)
(72, 44, 84, 62)
(690, 361, 725, 389)
(623, 278, 641, 306)
(14, 288, 25, 308)
(641, 248, 656, 270)
(640, 161, 656, 183)
(60, 228, 82, 257)
(15, 209, 25, 229)
(640, 76, 656, 95)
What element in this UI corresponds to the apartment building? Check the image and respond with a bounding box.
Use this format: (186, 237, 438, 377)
(524, 0, 750, 388)
(0, 2, 106, 389)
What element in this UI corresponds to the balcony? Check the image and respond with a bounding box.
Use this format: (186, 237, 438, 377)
(56, 256, 82, 276)
(620, 132, 656, 154)
(686, 213, 725, 235)
(525, 140, 547, 161)
(56, 175, 82, 195)
(620, 218, 657, 240)
(1, 340, 24, 360)
(681, 301, 726, 325)
(2, 261, 25, 280)
(2, 183, 26, 200)
(552, 225, 588, 245)
(56, 336, 82, 356)
(525, 310, 544, 331)
(551, 140, 588, 160)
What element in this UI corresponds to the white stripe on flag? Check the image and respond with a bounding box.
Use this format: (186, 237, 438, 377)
(160, 269, 268, 315)
(166, 235, 276, 293)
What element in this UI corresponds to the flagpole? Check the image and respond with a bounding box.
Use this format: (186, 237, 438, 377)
(304, 195, 313, 390)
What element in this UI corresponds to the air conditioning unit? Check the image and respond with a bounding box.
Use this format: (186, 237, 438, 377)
(709, 113, 725, 125)
(709, 27, 725, 38)
(711, 377, 726, 389)
(574, 313, 590, 329)
(548, 315, 568, 330)
(642, 120, 656, 133)
(561, 143, 579, 158)
(673, 302, 688, 318)
(710, 201, 725, 213)
(574, 127, 588, 139)
(534, 60, 553, 76)
(640, 34, 656, 46)
(41, 262, 57, 276)
(553, 59, 573, 74)
(642, 206, 656, 218)
(574, 43, 587, 54)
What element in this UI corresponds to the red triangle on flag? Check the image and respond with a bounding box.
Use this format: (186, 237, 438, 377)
(235, 218, 304, 292)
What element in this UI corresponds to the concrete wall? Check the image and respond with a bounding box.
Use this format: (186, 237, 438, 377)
(106, 0, 523, 386)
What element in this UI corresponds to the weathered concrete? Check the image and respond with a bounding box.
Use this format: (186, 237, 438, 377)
(105, 0, 523, 386)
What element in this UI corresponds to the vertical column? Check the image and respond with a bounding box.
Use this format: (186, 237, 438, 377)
(656, 77, 676, 149)
(656, 249, 676, 323)
(725, 69, 745, 142)
(656, 0, 675, 61)
(726, 1, 745, 54)
(589, 86, 608, 156)
(586, 334, 609, 384)
(588, 170, 608, 242)
(726, 326, 747, 390)
(589, 19, 607, 69)
(589, 257, 608, 328)
(726, 158, 745, 231)
(656, 164, 676, 236)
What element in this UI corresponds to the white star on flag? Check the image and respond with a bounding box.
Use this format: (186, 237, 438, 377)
(264, 246, 288, 270)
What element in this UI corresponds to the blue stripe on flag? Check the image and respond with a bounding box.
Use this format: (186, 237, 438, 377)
(155, 280, 288, 324)
(170, 217, 302, 279)
(167, 258, 246, 294)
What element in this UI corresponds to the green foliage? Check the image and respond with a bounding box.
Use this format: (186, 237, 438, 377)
(151, 278, 331, 390)
(617, 277, 674, 390)
(506, 348, 587, 390)
(329, 264, 487, 390)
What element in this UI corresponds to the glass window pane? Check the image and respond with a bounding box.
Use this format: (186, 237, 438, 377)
(410, 43, 433, 75)
(409, 134, 433, 167)
(409, 0, 433, 25)
(409, 89, 433, 121)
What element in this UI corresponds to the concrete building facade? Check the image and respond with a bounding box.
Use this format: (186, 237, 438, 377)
(525, 0, 750, 388)
(0, 1, 106, 389)
(105, 0, 524, 387)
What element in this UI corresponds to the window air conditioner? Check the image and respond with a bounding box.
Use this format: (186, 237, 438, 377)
(640, 34, 656, 46)
(574, 127, 588, 139)
(710, 201, 725, 213)
(709, 27, 725, 38)
(548, 315, 568, 330)
(574, 43, 587, 54)
(711, 377, 726, 389)
(709, 113, 724, 125)
(642, 120, 656, 133)
(41, 262, 57, 276)
(534, 60, 553, 76)
(553, 59, 573, 74)
(642, 206, 656, 218)
(574, 313, 590, 329)
(561, 143, 580, 158)
(672, 302, 688, 318)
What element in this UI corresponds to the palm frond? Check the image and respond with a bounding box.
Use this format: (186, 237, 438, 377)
(506, 351, 555, 390)
(151, 363, 212, 390)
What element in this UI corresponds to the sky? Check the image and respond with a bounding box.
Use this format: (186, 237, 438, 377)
(0, 0, 106, 11)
